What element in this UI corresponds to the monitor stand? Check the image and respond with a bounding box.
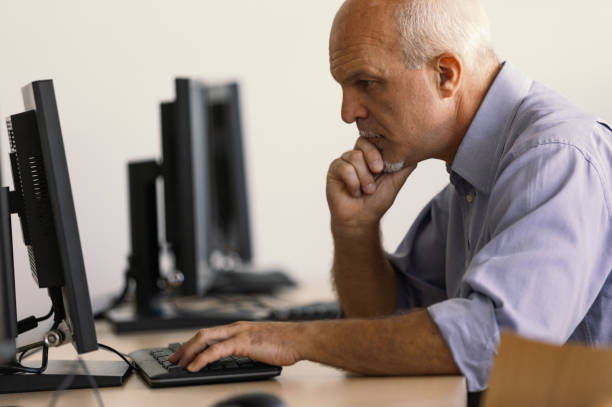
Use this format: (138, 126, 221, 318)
(111, 161, 296, 333)
(0, 359, 131, 394)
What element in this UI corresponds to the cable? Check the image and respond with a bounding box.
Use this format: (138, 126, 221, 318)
(97, 343, 135, 369)
(36, 306, 54, 322)
(4, 320, 58, 374)
(17, 341, 45, 363)
(16, 304, 54, 335)
(17, 340, 46, 354)
(18, 346, 42, 363)
(0, 345, 48, 375)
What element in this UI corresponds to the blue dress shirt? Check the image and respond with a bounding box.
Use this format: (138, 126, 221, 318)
(388, 62, 612, 391)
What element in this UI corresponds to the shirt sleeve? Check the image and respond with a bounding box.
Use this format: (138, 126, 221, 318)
(388, 185, 451, 310)
(428, 142, 612, 391)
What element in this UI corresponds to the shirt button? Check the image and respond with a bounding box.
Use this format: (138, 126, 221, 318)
(466, 192, 474, 203)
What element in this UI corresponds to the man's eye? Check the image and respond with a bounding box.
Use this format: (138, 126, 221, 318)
(359, 80, 375, 89)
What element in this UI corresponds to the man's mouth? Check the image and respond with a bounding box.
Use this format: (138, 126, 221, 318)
(359, 130, 382, 140)
(359, 130, 384, 152)
(358, 130, 405, 173)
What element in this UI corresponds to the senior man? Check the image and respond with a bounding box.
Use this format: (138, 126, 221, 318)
(170, 0, 612, 391)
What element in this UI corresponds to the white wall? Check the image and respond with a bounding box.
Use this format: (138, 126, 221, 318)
(1, 1, 610, 345)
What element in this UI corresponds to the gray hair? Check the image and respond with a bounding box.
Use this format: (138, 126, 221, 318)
(395, 0, 495, 70)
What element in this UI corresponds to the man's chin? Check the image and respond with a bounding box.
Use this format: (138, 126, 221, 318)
(383, 160, 407, 173)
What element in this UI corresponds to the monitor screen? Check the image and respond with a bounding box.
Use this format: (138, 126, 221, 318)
(6, 80, 97, 353)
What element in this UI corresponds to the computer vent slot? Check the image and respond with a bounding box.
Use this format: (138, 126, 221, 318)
(27, 245, 40, 285)
(6, 117, 17, 153)
(27, 155, 53, 236)
(27, 155, 48, 202)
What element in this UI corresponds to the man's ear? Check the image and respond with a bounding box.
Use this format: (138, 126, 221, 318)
(433, 53, 462, 99)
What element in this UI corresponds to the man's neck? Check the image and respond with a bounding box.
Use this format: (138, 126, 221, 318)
(444, 60, 503, 164)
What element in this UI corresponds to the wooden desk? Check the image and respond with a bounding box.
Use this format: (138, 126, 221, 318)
(1, 294, 467, 407)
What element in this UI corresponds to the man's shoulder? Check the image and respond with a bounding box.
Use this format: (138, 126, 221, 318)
(500, 81, 612, 170)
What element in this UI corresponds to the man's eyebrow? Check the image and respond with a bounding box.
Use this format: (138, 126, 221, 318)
(341, 69, 380, 85)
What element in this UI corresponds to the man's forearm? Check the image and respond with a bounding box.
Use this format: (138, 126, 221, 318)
(299, 310, 460, 376)
(331, 222, 398, 317)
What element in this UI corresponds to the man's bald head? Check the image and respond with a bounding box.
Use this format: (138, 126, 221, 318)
(329, 0, 501, 166)
(331, 0, 495, 71)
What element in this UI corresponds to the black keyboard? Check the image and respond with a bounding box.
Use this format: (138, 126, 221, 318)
(129, 343, 282, 388)
(208, 270, 297, 294)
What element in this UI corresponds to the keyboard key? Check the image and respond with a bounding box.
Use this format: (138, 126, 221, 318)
(168, 343, 182, 353)
(218, 357, 234, 363)
(223, 362, 239, 369)
(167, 365, 186, 375)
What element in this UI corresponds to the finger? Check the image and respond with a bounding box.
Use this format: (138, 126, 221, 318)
(329, 157, 362, 198)
(377, 163, 417, 195)
(187, 342, 234, 372)
(172, 327, 232, 367)
(168, 337, 219, 364)
(341, 150, 377, 195)
(354, 137, 384, 174)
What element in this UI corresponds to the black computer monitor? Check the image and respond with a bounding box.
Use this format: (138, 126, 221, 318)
(161, 79, 214, 296)
(161, 79, 253, 296)
(7, 80, 98, 353)
(106, 78, 293, 332)
(0, 80, 129, 392)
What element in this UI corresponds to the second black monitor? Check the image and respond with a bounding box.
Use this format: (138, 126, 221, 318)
(161, 79, 252, 296)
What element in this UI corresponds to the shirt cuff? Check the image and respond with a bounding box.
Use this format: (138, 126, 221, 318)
(427, 292, 500, 391)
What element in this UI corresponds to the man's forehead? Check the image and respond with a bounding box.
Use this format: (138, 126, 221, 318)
(329, 0, 404, 82)
(330, 0, 400, 53)
(333, 0, 396, 34)
(329, 43, 389, 82)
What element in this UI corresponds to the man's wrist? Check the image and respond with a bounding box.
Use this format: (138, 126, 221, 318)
(295, 320, 332, 362)
(331, 220, 380, 240)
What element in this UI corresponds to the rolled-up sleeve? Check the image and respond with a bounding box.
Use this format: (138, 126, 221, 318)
(428, 142, 612, 391)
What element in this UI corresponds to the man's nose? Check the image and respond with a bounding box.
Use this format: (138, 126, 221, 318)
(341, 90, 367, 124)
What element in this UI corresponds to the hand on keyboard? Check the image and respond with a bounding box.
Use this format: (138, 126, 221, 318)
(168, 321, 304, 373)
(129, 342, 282, 387)
(151, 344, 260, 374)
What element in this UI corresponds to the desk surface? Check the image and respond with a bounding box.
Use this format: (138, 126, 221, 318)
(0, 289, 467, 407)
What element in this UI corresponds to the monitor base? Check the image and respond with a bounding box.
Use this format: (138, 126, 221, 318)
(0, 360, 131, 394)
(207, 269, 297, 295)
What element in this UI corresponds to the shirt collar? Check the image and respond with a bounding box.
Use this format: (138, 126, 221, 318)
(450, 62, 533, 194)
